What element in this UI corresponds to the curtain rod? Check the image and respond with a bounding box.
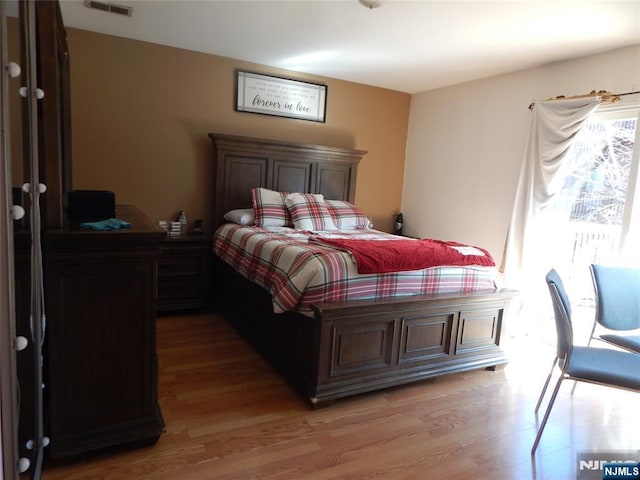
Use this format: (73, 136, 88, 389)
(528, 89, 640, 110)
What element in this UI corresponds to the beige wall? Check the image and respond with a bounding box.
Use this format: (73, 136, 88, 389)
(66, 28, 410, 234)
(403, 45, 640, 268)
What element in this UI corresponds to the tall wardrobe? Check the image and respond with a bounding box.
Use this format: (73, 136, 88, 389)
(2, 2, 165, 479)
(4, 1, 60, 477)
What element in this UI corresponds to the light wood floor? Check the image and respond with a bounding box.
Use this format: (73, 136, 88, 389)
(40, 312, 639, 480)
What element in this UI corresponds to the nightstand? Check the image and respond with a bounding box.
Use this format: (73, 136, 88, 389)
(157, 235, 212, 312)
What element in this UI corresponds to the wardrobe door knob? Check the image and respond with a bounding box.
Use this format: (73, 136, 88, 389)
(14, 336, 28, 351)
(11, 205, 25, 221)
(18, 86, 45, 99)
(17, 457, 30, 473)
(6, 61, 21, 78)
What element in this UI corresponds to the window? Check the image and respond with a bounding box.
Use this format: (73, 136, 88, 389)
(505, 97, 640, 343)
(551, 107, 640, 304)
(518, 103, 640, 341)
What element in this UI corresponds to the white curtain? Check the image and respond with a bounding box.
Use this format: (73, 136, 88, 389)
(619, 106, 640, 267)
(502, 97, 601, 327)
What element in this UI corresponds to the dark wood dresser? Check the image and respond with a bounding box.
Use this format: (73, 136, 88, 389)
(43, 205, 166, 459)
(157, 235, 211, 312)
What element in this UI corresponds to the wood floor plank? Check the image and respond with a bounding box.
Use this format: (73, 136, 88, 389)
(37, 311, 640, 480)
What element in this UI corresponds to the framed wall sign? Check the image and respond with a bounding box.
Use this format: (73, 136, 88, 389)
(236, 71, 327, 123)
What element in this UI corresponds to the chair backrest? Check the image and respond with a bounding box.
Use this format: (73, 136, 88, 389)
(590, 264, 640, 331)
(546, 269, 573, 361)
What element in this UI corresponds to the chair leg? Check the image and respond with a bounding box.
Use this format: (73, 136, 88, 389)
(571, 322, 598, 396)
(534, 357, 557, 413)
(587, 319, 598, 347)
(531, 374, 565, 455)
(571, 319, 598, 395)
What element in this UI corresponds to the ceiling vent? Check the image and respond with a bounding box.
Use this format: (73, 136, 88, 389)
(84, 0, 133, 17)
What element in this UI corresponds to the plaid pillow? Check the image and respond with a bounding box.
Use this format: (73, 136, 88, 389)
(251, 188, 291, 227)
(285, 193, 337, 231)
(325, 200, 368, 229)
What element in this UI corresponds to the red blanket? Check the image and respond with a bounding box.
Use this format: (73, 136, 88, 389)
(310, 237, 495, 274)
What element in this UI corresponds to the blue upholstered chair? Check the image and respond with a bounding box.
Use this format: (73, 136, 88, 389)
(588, 264, 640, 354)
(531, 269, 640, 455)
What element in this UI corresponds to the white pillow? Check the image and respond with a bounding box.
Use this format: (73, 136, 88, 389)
(223, 208, 255, 225)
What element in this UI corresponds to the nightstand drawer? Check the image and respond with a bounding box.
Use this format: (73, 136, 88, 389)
(160, 243, 206, 256)
(158, 276, 204, 304)
(157, 236, 211, 312)
(158, 255, 204, 277)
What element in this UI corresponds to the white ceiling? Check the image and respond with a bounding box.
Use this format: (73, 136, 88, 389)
(58, 0, 640, 94)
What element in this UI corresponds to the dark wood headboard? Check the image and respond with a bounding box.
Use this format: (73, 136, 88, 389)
(209, 133, 367, 228)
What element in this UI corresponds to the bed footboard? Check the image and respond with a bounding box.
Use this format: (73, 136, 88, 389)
(213, 257, 516, 408)
(309, 291, 513, 406)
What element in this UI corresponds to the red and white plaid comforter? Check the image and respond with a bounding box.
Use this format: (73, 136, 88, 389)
(213, 224, 498, 317)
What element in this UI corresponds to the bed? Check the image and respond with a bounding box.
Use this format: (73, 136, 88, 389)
(209, 133, 517, 408)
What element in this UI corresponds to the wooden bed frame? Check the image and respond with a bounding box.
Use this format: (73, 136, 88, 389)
(209, 133, 516, 408)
